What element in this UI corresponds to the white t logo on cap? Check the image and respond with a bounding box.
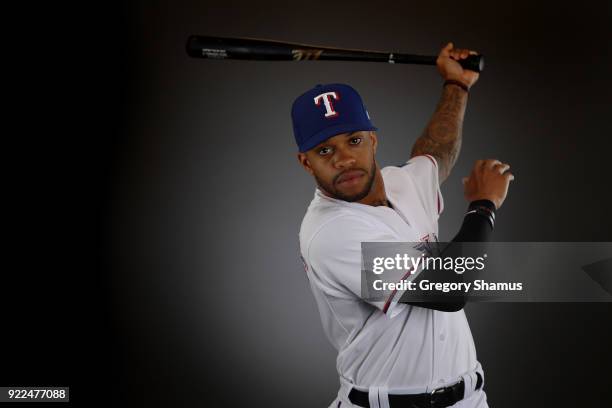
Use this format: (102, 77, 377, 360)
(314, 91, 340, 118)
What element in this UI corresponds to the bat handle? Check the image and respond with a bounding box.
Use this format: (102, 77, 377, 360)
(399, 53, 484, 72)
(459, 54, 484, 73)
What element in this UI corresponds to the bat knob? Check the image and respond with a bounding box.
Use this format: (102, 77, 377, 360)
(460, 54, 484, 73)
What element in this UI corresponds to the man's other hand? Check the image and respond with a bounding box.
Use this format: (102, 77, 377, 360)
(462, 159, 514, 209)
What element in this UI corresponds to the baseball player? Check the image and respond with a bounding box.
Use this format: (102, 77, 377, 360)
(293, 43, 514, 408)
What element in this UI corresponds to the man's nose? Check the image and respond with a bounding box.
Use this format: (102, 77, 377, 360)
(333, 147, 356, 168)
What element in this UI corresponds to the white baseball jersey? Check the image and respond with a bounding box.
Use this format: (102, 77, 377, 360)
(299, 155, 481, 394)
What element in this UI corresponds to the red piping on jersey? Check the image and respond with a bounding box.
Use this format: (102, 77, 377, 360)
(422, 154, 437, 168)
(382, 266, 415, 314)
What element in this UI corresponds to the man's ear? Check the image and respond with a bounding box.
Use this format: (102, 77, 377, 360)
(297, 152, 314, 175)
(370, 131, 378, 153)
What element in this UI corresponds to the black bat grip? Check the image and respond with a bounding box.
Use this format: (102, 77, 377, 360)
(460, 54, 484, 73)
(393, 53, 484, 72)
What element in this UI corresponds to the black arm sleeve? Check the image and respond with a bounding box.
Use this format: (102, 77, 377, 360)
(399, 200, 496, 312)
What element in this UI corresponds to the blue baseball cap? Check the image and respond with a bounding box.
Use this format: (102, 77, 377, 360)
(291, 83, 377, 153)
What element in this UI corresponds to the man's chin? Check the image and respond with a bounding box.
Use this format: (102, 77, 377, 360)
(333, 184, 371, 202)
(316, 167, 376, 202)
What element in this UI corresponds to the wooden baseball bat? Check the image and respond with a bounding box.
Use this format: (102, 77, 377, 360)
(186, 35, 484, 72)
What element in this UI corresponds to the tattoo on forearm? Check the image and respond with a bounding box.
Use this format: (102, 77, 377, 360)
(411, 84, 468, 183)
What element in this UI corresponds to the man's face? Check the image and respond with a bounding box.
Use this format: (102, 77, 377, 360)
(297, 131, 378, 202)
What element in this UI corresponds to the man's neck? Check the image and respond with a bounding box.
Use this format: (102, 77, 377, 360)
(357, 169, 390, 207)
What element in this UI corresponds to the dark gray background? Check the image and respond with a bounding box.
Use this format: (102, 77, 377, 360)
(107, 0, 612, 406)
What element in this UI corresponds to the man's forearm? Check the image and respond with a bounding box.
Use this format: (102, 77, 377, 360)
(411, 83, 468, 183)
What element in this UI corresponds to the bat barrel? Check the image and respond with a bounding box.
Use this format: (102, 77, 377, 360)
(187, 35, 294, 60)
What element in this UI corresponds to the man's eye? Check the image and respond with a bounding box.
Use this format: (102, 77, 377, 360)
(318, 147, 332, 155)
(350, 137, 362, 145)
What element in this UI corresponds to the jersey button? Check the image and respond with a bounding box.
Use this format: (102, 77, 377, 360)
(439, 334, 445, 341)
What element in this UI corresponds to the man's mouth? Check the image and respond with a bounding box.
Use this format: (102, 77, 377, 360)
(336, 170, 365, 186)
